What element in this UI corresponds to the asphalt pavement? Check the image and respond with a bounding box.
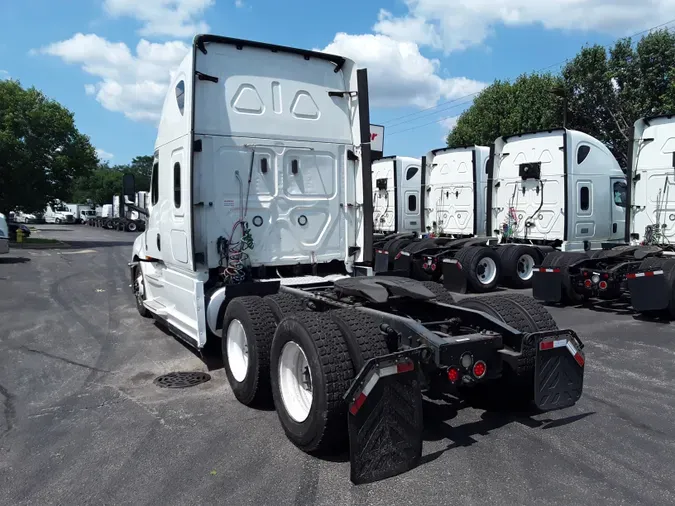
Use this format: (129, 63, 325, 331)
(1, 225, 674, 505)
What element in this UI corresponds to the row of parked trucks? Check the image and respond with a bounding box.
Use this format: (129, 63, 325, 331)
(127, 35, 591, 485)
(86, 192, 148, 232)
(369, 117, 675, 318)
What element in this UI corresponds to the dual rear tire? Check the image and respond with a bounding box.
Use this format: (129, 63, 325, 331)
(221, 295, 390, 452)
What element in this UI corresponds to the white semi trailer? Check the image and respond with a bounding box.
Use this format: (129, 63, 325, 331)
(128, 34, 586, 484)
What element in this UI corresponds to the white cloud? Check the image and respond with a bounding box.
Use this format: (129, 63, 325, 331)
(441, 116, 459, 132)
(96, 148, 114, 161)
(0, 70, 8, 80)
(235, 0, 244, 7)
(321, 33, 486, 109)
(373, 0, 675, 53)
(103, 0, 214, 38)
(40, 33, 189, 122)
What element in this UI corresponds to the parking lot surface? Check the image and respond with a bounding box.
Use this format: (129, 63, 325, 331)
(1, 225, 674, 505)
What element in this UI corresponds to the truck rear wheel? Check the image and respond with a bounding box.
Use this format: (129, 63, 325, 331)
(264, 293, 306, 323)
(330, 309, 390, 372)
(541, 251, 589, 303)
(126, 221, 138, 232)
(419, 280, 455, 304)
(222, 296, 277, 406)
(497, 245, 542, 289)
(271, 312, 353, 452)
(454, 246, 501, 293)
(457, 294, 557, 407)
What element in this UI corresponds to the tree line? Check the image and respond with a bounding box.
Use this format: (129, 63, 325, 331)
(447, 29, 675, 168)
(0, 79, 150, 215)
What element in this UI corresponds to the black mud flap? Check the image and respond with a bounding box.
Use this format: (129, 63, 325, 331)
(532, 329, 585, 411)
(344, 349, 424, 485)
(532, 268, 563, 303)
(627, 271, 670, 312)
(393, 251, 412, 276)
(442, 258, 468, 293)
(374, 249, 390, 273)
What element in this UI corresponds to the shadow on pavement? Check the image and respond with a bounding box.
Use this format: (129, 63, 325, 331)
(420, 393, 595, 466)
(0, 257, 31, 264)
(62, 240, 135, 249)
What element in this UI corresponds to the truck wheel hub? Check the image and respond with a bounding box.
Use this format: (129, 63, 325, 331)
(226, 319, 249, 383)
(278, 341, 313, 423)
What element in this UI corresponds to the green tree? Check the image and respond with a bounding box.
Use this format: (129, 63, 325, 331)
(0, 80, 98, 214)
(70, 155, 152, 204)
(446, 30, 675, 168)
(447, 73, 564, 148)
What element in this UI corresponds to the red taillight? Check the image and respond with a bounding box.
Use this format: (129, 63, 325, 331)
(583, 271, 589, 277)
(602, 273, 609, 280)
(447, 367, 460, 383)
(599, 281, 608, 290)
(473, 361, 487, 379)
(422, 263, 429, 270)
(431, 262, 437, 271)
(395, 252, 402, 260)
(584, 279, 592, 288)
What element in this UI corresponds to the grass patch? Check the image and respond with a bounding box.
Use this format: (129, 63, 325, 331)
(13, 238, 61, 244)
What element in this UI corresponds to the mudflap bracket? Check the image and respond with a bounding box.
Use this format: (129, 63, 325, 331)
(344, 347, 425, 485)
(532, 329, 585, 411)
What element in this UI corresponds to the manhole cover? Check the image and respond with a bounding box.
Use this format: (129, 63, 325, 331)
(154, 371, 211, 389)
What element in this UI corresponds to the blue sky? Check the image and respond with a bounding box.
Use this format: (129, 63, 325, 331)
(0, 0, 670, 164)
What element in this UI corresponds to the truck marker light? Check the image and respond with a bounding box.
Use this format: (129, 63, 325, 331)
(599, 281, 608, 290)
(349, 359, 415, 415)
(602, 273, 609, 279)
(626, 270, 664, 279)
(447, 367, 460, 383)
(395, 252, 402, 260)
(472, 361, 487, 379)
(538, 268, 561, 273)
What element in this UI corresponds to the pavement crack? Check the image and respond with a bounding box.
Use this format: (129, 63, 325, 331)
(0, 382, 17, 438)
(16, 346, 110, 374)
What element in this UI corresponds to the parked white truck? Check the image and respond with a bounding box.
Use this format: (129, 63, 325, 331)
(128, 34, 586, 484)
(43, 202, 74, 224)
(372, 155, 422, 235)
(533, 115, 675, 316)
(377, 129, 627, 292)
(66, 203, 96, 224)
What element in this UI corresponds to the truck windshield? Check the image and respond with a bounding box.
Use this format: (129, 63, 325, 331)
(56, 205, 69, 212)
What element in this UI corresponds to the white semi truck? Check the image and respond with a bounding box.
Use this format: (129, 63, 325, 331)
(533, 115, 675, 317)
(128, 34, 586, 484)
(43, 202, 75, 224)
(372, 155, 422, 235)
(377, 130, 627, 292)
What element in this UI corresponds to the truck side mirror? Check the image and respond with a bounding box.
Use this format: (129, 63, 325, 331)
(123, 174, 136, 201)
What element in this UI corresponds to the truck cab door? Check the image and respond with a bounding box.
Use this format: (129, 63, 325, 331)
(610, 177, 627, 241)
